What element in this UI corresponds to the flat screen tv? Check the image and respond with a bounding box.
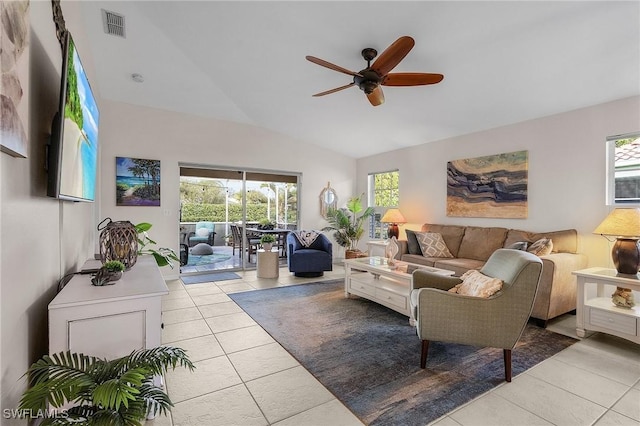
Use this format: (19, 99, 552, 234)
(47, 31, 99, 202)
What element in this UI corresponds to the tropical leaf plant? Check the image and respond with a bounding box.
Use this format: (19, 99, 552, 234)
(135, 222, 180, 268)
(322, 194, 375, 251)
(18, 346, 194, 425)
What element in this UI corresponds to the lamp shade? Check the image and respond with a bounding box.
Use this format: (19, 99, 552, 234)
(381, 209, 406, 224)
(593, 208, 640, 237)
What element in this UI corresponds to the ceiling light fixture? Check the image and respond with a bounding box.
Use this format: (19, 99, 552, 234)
(131, 73, 144, 83)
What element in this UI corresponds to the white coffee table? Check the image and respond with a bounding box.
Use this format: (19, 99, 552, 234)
(343, 256, 455, 325)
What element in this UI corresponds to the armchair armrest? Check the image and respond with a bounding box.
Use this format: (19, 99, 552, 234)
(412, 270, 461, 291)
(207, 231, 216, 245)
(318, 236, 332, 253)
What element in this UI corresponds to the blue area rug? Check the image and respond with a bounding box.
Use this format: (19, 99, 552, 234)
(181, 272, 241, 284)
(230, 280, 577, 426)
(186, 253, 231, 266)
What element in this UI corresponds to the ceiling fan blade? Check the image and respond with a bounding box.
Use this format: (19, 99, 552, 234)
(312, 83, 355, 97)
(371, 36, 415, 77)
(367, 86, 385, 106)
(382, 73, 444, 86)
(306, 56, 363, 78)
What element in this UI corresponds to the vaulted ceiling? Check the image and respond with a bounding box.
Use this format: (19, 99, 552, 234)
(77, 1, 640, 159)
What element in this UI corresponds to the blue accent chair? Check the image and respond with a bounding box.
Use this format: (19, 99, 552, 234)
(287, 232, 333, 277)
(188, 221, 216, 247)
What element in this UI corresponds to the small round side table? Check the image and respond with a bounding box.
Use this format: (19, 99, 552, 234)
(257, 249, 279, 278)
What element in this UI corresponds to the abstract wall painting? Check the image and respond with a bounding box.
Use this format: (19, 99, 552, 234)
(116, 157, 161, 206)
(1, 1, 30, 158)
(447, 150, 528, 218)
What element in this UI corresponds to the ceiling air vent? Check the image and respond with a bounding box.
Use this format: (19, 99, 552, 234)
(102, 9, 125, 38)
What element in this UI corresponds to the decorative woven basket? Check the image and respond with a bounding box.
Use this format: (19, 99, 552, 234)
(98, 219, 138, 269)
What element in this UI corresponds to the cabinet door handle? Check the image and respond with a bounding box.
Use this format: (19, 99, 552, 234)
(161, 322, 164, 329)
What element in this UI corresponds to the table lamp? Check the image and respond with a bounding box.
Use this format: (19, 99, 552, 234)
(381, 208, 406, 239)
(593, 208, 640, 308)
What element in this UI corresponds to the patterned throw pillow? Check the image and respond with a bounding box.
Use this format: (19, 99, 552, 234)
(527, 238, 553, 256)
(448, 270, 503, 298)
(405, 229, 422, 255)
(416, 232, 453, 258)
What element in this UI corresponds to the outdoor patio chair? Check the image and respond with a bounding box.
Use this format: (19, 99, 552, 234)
(188, 221, 216, 247)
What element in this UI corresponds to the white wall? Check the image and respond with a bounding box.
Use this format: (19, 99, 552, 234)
(0, 0, 98, 411)
(357, 96, 640, 268)
(98, 100, 356, 279)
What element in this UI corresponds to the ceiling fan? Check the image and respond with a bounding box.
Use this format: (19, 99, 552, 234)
(305, 36, 443, 107)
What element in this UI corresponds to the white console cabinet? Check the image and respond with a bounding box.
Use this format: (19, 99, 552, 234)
(573, 268, 640, 344)
(49, 256, 169, 359)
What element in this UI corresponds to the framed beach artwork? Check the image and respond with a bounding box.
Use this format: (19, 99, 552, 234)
(116, 157, 161, 206)
(447, 150, 528, 218)
(0, 1, 30, 158)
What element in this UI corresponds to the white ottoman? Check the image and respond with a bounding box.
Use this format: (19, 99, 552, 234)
(191, 243, 213, 255)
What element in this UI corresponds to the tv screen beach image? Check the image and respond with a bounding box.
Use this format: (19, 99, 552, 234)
(59, 37, 99, 201)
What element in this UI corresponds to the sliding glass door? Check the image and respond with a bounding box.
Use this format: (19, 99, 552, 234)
(179, 166, 299, 273)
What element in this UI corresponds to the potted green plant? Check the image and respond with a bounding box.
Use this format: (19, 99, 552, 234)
(135, 222, 180, 268)
(322, 194, 375, 258)
(257, 219, 275, 230)
(260, 234, 276, 251)
(18, 346, 194, 425)
(103, 260, 125, 282)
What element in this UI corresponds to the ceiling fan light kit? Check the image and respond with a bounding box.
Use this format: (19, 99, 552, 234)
(306, 36, 443, 106)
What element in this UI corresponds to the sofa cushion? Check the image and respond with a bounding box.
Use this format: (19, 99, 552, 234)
(457, 226, 508, 261)
(405, 229, 422, 255)
(416, 232, 453, 258)
(527, 238, 553, 256)
(421, 224, 466, 257)
(449, 270, 503, 298)
(401, 254, 436, 267)
(504, 229, 577, 253)
(433, 258, 485, 277)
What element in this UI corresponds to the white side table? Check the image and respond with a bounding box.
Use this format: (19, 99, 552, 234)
(572, 268, 640, 344)
(257, 249, 279, 278)
(367, 240, 388, 257)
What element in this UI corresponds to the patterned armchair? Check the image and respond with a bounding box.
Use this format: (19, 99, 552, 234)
(287, 231, 333, 277)
(411, 249, 543, 382)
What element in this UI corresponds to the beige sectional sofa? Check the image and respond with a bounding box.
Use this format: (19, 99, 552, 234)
(397, 224, 588, 326)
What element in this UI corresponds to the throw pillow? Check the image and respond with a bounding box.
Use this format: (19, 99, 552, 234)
(196, 227, 210, 237)
(416, 232, 453, 258)
(527, 238, 553, 256)
(448, 270, 503, 298)
(405, 229, 422, 255)
(506, 241, 529, 251)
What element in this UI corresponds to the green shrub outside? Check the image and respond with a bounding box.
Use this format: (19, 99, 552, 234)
(181, 203, 297, 223)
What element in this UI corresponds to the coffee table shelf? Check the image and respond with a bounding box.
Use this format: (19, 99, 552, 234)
(344, 256, 454, 325)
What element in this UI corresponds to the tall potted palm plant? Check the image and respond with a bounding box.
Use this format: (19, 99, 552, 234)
(322, 194, 375, 258)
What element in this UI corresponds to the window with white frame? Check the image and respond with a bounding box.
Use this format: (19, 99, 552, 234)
(368, 170, 400, 238)
(606, 133, 640, 206)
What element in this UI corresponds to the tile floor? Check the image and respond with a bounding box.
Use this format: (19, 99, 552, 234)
(149, 265, 640, 426)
